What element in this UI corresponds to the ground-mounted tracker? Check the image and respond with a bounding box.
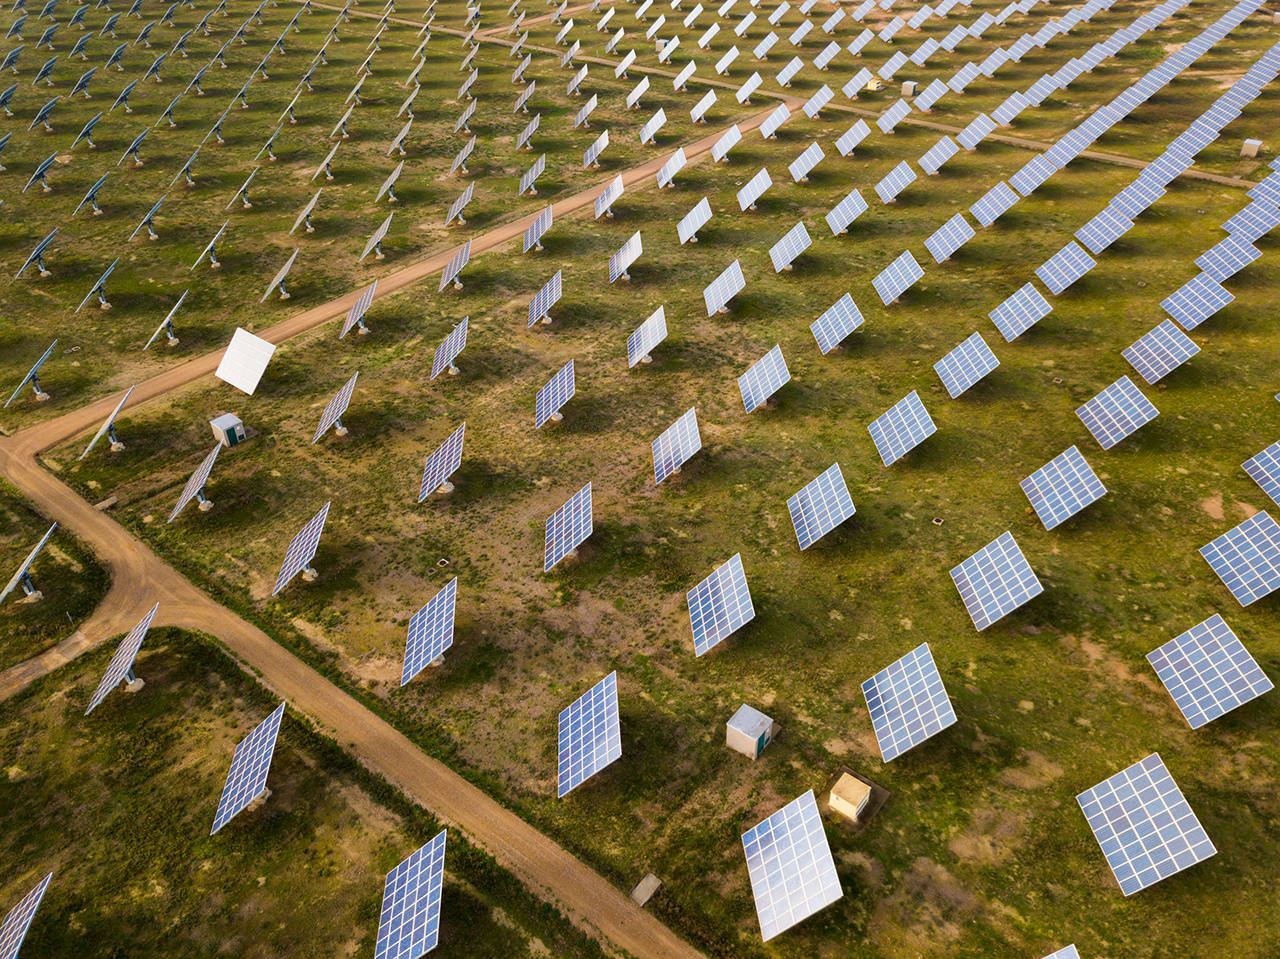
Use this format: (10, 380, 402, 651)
(717, 46, 741, 76)
(401, 578, 458, 686)
(1020, 446, 1107, 530)
(656, 147, 687, 189)
(1076, 376, 1159, 450)
(1009, 155, 1057, 197)
(970, 181, 1018, 227)
(168, 444, 222, 524)
(1243, 441, 1280, 507)
(1076, 753, 1216, 896)
(430, 318, 469, 381)
(868, 390, 935, 465)
(1194, 234, 1261, 281)
(573, 93, 597, 129)
(311, 372, 359, 444)
(258, 249, 299, 304)
(811, 293, 864, 353)
(557, 671, 621, 797)
(1076, 205, 1134, 254)
(535, 359, 575, 429)
(652, 407, 702, 484)
(956, 112, 995, 149)
(789, 142, 824, 182)
(989, 282, 1051, 342)
(713, 123, 742, 161)
(872, 250, 923, 305)
(639, 107, 666, 144)
(788, 463, 855, 550)
(688, 553, 754, 656)
(341, 281, 378, 339)
(1122, 320, 1199, 384)
(918, 135, 958, 175)
(914, 78, 949, 112)
(826, 188, 868, 234)
(85, 602, 159, 715)
(272, 502, 332, 596)
(519, 153, 545, 195)
(690, 89, 717, 124)
(705, 259, 746, 315)
(738, 167, 772, 210)
(609, 232, 643, 282)
(862, 642, 956, 761)
(438, 241, 471, 293)
(949, 531, 1043, 631)
(877, 98, 911, 133)
(803, 84, 833, 117)
(934, 331, 997, 398)
(678, 197, 712, 244)
(595, 175, 624, 218)
(1222, 201, 1280, 243)
(1199, 511, 1280, 606)
(1161, 273, 1233, 331)
(741, 790, 843, 942)
(738, 345, 791, 413)
(878, 50, 907, 79)
(215, 328, 276, 396)
(545, 482, 593, 573)
(361, 213, 396, 262)
(0, 522, 57, 606)
(770, 222, 811, 272)
(445, 183, 474, 227)
(843, 67, 873, 99)
(79, 386, 135, 460)
(925, 213, 975, 264)
(584, 129, 609, 168)
(1147, 614, 1273, 730)
(776, 55, 803, 87)
(0, 872, 53, 959)
(528, 271, 563, 328)
(875, 160, 916, 204)
(210, 702, 287, 835)
(375, 162, 404, 204)
(1036, 241, 1096, 295)
(374, 829, 447, 959)
(760, 103, 791, 139)
(628, 306, 668, 367)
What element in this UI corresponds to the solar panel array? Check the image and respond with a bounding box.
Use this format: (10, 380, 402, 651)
(536, 359, 576, 429)
(862, 642, 956, 761)
(210, 702, 287, 834)
(374, 829, 447, 959)
(401, 578, 458, 686)
(419, 422, 466, 502)
(1199, 511, 1280, 606)
(872, 251, 923, 305)
(1195, 235, 1260, 281)
(1076, 376, 1159, 450)
(652, 408, 703, 484)
(868, 391, 936, 466)
(557, 671, 622, 797)
(950, 531, 1043, 630)
(934, 331, 998, 398)
(970, 182, 1018, 228)
(0, 873, 52, 959)
(1122, 320, 1200, 384)
(430, 317, 469, 381)
(788, 463, 856, 550)
(272, 501, 331, 595)
(874, 161, 916, 204)
(769, 222, 811, 272)
(85, 602, 158, 715)
(312, 371, 358, 443)
(688, 553, 755, 656)
(811, 293, 864, 353)
(1147, 614, 1273, 730)
(545, 482, 593, 571)
(1020, 446, 1107, 530)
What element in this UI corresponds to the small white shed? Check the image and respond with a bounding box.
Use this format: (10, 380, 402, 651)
(726, 704, 776, 760)
(829, 772, 872, 822)
(210, 413, 246, 448)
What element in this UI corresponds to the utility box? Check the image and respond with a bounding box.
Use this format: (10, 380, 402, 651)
(866, 77, 885, 92)
(726, 704, 777, 760)
(1241, 138, 1263, 158)
(210, 413, 246, 448)
(902, 80, 918, 97)
(829, 772, 872, 822)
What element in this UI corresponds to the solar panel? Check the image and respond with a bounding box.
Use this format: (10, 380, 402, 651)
(514, 81, 536, 115)
(879, 51, 907, 79)
(988, 283, 1051, 342)
(375, 829, 447, 959)
(872, 250, 923, 305)
(950, 531, 1042, 630)
(713, 124, 742, 162)
(814, 40, 840, 70)
(993, 90, 1033, 125)
(567, 64, 587, 96)
(716, 46, 740, 76)
(528, 271, 563, 327)
(557, 671, 621, 797)
(628, 306, 668, 367)
(210, 701, 287, 835)
(271, 504, 331, 596)
(847, 27, 873, 55)
(770, 222, 812, 272)
(1076, 206, 1134, 254)
(741, 790, 842, 942)
(445, 184, 474, 227)
(1036, 242, 1096, 295)
(868, 390, 936, 465)
(536, 360, 575, 428)
(862, 642, 955, 761)
(1010, 155, 1057, 197)
(1076, 376, 1159, 450)
(1148, 614, 1273, 730)
(79, 386, 134, 460)
(738, 168, 773, 211)
(639, 108, 667, 145)
(439, 241, 471, 293)
(596, 175, 624, 218)
(789, 142, 824, 182)
(609, 232, 643, 282)
(1122, 320, 1199, 385)
(523, 205, 554, 255)
(0, 873, 52, 959)
(948, 62, 981, 94)
(584, 129, 609, 168)
(678, 198, 712, 245)
(877, 98, 910, 133)
(519, 154, 546, 196)
(934, 331, 997, 398)
(760, 104, 791, 139)
(691, 89, 717, 124)
(776, 55, 803, 87)
(169, 444, 222, 523)
(875, 161, 916, 204)
(652, 408, 702, 484)
(215, 328, 276, 396)
(843, 68, 872, 98)
(1020, 446, 1107, 530)
(788, 462, 855, 549)
(1243, 440, 1280, 508)
(450, 136, 476, 176)
(1077, 753, 1216, 896)
(673, 61, 697, 92)
(401, 578, 458, 685)
(656, 148, 687, 189)
(878, 14, 903, 40)
(85, 601, 158, 715)
(312, 372, 358, 443)
(705, 260, 746, 315)
(258, 250, 299, 304)
(544, 483, 593, 572)
(430, 318, 469, 380)
(1222, 202, 1280, 243)
(361, 213, 396, 262)
(1195, 235, 1261, 281)
(811, 293, 864, 353)
(1161, 273, 1233, 331)
(736, 344, 789, 412)
(1199, 511, 1280, 606)
(688, 553, 754, 655)
(925, 213, 975, 264)
(615, 48, 637, 78)
(918, 136, 958, 175)
(834, 119, 870, 156)
(970, 182, 1018, 227)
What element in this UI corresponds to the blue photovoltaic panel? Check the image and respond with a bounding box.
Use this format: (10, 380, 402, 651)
(868, 391, 935, 466)
(419, 423, 466, 502)
(989, 283, 1051, 342)
(1243, 441, 1280, 507)
(312, 372, 359, 443)
(273, 502, 331, 595)
(925, 213, 975, 263)
(872, 251, 923, 305)
(788, 463, 855, 549)
(1222, 202, 1280, 243)
(628, 307, 668, 367)
(875, 161, 916, 204)
(1040, 948, 1080, 959)
(1147, 614, 1273, 729)
(1199, 512, 1280, 606)
(834, 119, 870, 156)
(769, 222, 812, 272)
(375, 830, 446, 959)
(536, 360, 575, 429)
(557, 671, 621, 796)
(934, 332, 997, 398)
(1077, 753, 1216, 896)
(741, 791, 843, 942)
(970, 182, 1018, 227)
(169, 444, 222, 523)
(528, 271, 563, 327)
(705, 260, 745, 315)
(211, 702, 287, 834)
(652, 408, 702, 484)
(1195, 235, 1261, 281)
(825, 189, 868, 234)
(1036, 241, 1096, 295)
(739, 346, 791, 412)
(523, 205, 553, 253)
(431, 318, 469, 380)
(438, 241, 471, 292)
(609, 232, 643, 282)
(1122, 320, 1200, 384)
(919, 136, 958, 175)
(0, 873, 52, 959)
(85, 602, 159, 715)
(950, 531, 1042, 630)
(811, 293, 863, 353)
(401, 578, 458, 685)
(342, 282, 378, 338)
(1009, 155, 1056, 197)
(545, 483, 593, 571)
(862, 642, 956, 761)
(1020, 446, 1107, 530)
(688, 553, 754, 656)
(1076, 376, 1158, 450)
(1161, 273, 1234, 331)
(877, 99, 910, 134)
(1076, 206, 1134, 254)
(956, 112, 994, 148)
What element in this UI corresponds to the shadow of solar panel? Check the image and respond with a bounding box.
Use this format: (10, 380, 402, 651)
(419, 422, 466, 502)
(402, 578, 458, 685)
(739, 345, 791, 412)
(545, 482, 592, 571)
(989, 283, 1051, 342)
(86, 602, 158, 714)
(1122, 320, 1199, 384)
(875, 160, 916, 204)
(934, 331, 998, 397)
(273, 502, 331, 595)
(430, 317, 469, 380)
(788, 463, 855, 549)
(741, 791, 843, 942)
(653, 408, 702, 483)
(950, 531, 1042, 630)
(1020, 446, 1106, 530)
(1199, 511, 1280, 606)
(1243, 441, 1280, 507)
(558, 671, 621, 796)
(211, 702, 287, 834)
(375, 829, 446, 959)
(811, 293, 864, 353)
(970, 181, 1017, 227)
(1076, 753, 1216, 896)
(1147, 614, 1273, 729)
(1075, 376, 1158, 450)
(770, 222, 811, 272)
(862, 642, 956, 760)
(925, 213, 975, 264)
(535, 359, 575, 428)
(1036, 241, 1095, 294)
(0, 872, 52, 959)
(688, 553, 754, 656)
(868, 390, 935, 465)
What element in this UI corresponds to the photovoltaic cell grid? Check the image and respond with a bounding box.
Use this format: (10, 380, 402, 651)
(0, 873, 52, 959)
(609, 232, 643, 282)
(1147, 614, 1273, 729)
(1122, 320, 1200, 384)
(826, 189, 868, 234)
(1076, 206, 1134, 254)
(545, 482, 593, 571)
(342, 282, 378, 338)
(950, 531, 1043, 630)
(741, 791, 843, 942)
(1243, 441, 1280, 507)
(401, 578, 458, 685)
(868, 391, 936, 466)
(1076, 376, 1159, 450)
(862, 642, 956, 761)
(1020, 446, 1107, 530)
(557, 671, 621, 797)
(970, 181, 1018, 227)
(1040, 948, 1080, 959)
(419, 423, 466, 501)
(934, 331, 998, 398)
(705, 260, 745, 315)
(272, 502, 331, 595)
(1036, 241, 1096, 294)
(528, 270, 563, 327)
(678, 197, 712, 244)
(925, 213, 975, 263)
(438, 241, 471, 292)
(788, 463, 855, 550)
(628, 307, 668, 367)
(430, 317, 469, 380)
(739, 168, 773, 210)
(374, 829, 446, 959)
(523, 205, 553, 253)
(770, 222, 812, 272)
(210, 702, 287, 834)
(1076, 753, 1216, 896)
(688, 553, 755, 656)
(85, 602, 159, 715)
(873, 251, 923, 305)
(834, 119, 869, 156)
(312, 372, 358, 443)
(789, 142, 824, 182)
(739, 345, 791, 412)
(956, 111, 994, 148)
(169, 444, 222, 523)
(652, 408, 703, 484)
(536, 360, 576, 429)
(989, 283, 1051, 341)
(1199, 511, 1280, 606)
(1161, 272, 1234, 331)
(811, 293, 863, 353)
(1195, 235, 1261, 281)
(919, 135, 958, 175)
(875, 161, 916, 204)
(877, 98, 910, 134)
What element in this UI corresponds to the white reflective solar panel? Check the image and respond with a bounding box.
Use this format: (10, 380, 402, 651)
(545, 482, 593, 571)
(1077, 754, 1216, 896)
(1148, 614, 1273, 730)
(528, 271, 563, 327)
(446, 184, 474, 226)
(925, 213, 974, 263)
(934, 331, 997, 397)
(1199, 511, 1280, 606)
(1161, 273, 1233, 331)
(811, 293, 864, 352)
(713, 124, 742, 161)
(312, 372, 358, 443)
(919, 135, 958, 174)
(342, 281, 378, 338)
(815, 40, 840, 69)
(418, 422, 466, 502)
(1076, 376, 1158, 450)
(375, 830, 447, 959)
(273, 502, 331, 595)
(956, 113, 995, 152)
(868, 390, 935, 465)
(215, 328, 276, 396)
(210, 702, 287, 834)
(401, 578, 457, 685)
(872, 250, 923, 305)
(1076, 206, 1134, 254)
(609, 232, 643, 282)
(438, 241, 471, 292)
(688, 553, 754, 655)
(628, 306, 668, 367)
(989, 283, 1051, 341)
(656, 148, 687, 188)
(739, 168, 773, 210)
(1020, 445, 1107, 530)
(769, 222, 811, 272)
(627, 75, 650, 109)
(169, 445, 222, 523)
(79, 386, 135, 461)
(705, 260, 746, 314)
(679, 197, 712, 244)
(741, 791, 842, 941)
(802, 84, 833, 118)
(524, 205, 554, 253)
(1243, 441, 1280, 507)
(430, 318, 469, 380)
(1195, 235, 1261, 281)
(639, 107, 667, 144)
(653, 407, 702, 483)
(584, 128, 609, 167)
(691, 89, 717, 123)
(863, 642, 956, 760)
(596, 175, 624, 217)
(1122, 320, 1199, 384)
(826, 188, 868, 234)
(717, 46, 741, 75)
(1010, 155, 1057, 197)
(776, 55, 802, 86)
(835, 119, 870, 156)
(557, 671, 621, 796)
(970, 181, 1018, 227)
(760, 103, 791, 138)
(875, 160, 916, 203)
(739, 345, 790, 412)
(877, 98, 910, 133)
(948, 62, 981, 94)
(843, 67, 873, 97)
(519, 153, 545, 195)
(993, 91, 1030, 125)
(950, 531, 1042, 630)
(536, 359, 576, 428)
(788, 463, 854, 549)
(0, 873, 52, 959)
(1036, 241, 1096, 295)
(85, 602, 158, 715)
(878, 50, 907, 79)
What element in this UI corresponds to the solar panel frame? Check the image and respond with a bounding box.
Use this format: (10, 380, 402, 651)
(0, 873, 53, 959)
(934, 331, 997, 398)
(834, 119, 870, 156)
(360, 213, 395, 263)
(814, 40, 840, 70)
(802, 84, 833, 118)
(312, 372, 358, 443)
(1036, 241, 1096, 295)
(519, 153, 546, 195)
(1243, 441, 1280, 507)
(691, 89, 717, 123)
(85, 601, 159, 714)
(862, 642, 956, 760)
(705, 260, 746, 314)
(401, 579, 458, 685)
(868, 390, 936, 465)
(788, 462, 855, 549)
(1076, 376, 1159, 450)
(842, 67, 872, 98)
(557, 671, 622, 797)
(950, 530, 1042, 630)
(652, 407, 703, 484)
(1020, 445, 1107, 530)
(528, 270, 563, 327)
(716, 46, 740, 75)
(628, 306, 668, 367)
(738, 167, 773, 210)
(418, 422, 466, 501)
(445, 184, 474, 227)
(878, 50, 907, 79)
(925, 213, 975, 263)
(1199, 511, 1280, 606)
(688, 553, 754, 655)
(948, 61, 981, 94)
(1147, 614, 1273, 730)
(825, 188, 868, 234)
(776, 55, 803, 87)
(545, 482, 593, 571)
(875, 160, 916, 203)
(595, 176, 625, 218)
(872, 250, 923, 305)
(811, 293, 864, 352)
(1122, 320, 1200, 384)
(210, 701, 287, 834)
(738, 345, 791, 413)
(609, 232, 643, 282)
(918, 135, 958, 174)
(438, 241, 471, 292)
(535, 359, 576, 428)
(374, 829, 447, 959)
(430, 318, 469, 380)
(678, 197, 712, 244)
(769, 222, 812, 272)
(273, 502, 331, 595)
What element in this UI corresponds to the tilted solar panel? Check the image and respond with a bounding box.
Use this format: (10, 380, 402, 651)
(1036, 241, 1096, 295)
(769, 222, 812, 272)
(1020, 445, 1107, 530)
(1199, 511, 1280, 606)
(375, 829, 447, 959)
(211, 702, 287, 834)
(418, 422, 466, 501)
(1242, 440, 1280, 507)
(739, 345, 791, 412)
(924, 213, 975, 263)
(872, 250, 923, 305)
(609, 232, 643, 282)
(862, 642, 956, 760)
(788, 463, 855, 549)
(312, 372, 359, 443)
(705, 260, 746, 314)
(688, 553, 754, 655)
(1160, 272, 1233, 331)
(273, 502, 331, 594)
(826, 189, 868, 234)
(0, 873, 53, 959)
(628, 306, 668, 366)
(528, 270, 563, 327)
(1076, 376, 1158, 450)
(85, 602, 159, 715)
(868, 390, 935, 465)
(1147, 614, 1273, 729)
(678, 197, 712, 244)
(811, 293, 864, 353)
(535, 359, 575, 428)
(934, 331, 997, 397)
(1076, 205, 1134, 254)
(956, 111, 995, 149)
(544, 482, 593, 571)
(401, 578, 458, 685)
(970, 181, 1018, 227)
(950, 531, 1042, 630)
(875, 161, 916, 204)
(1122, 320, 1199, 384)
(557, 671, 621, 796)
(989, 283, 1051, 341)
(918, 135, 958, 175)
(653, 408, 702, 483)
(430, 317, 469, 380)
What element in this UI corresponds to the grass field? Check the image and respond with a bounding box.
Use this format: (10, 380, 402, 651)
(5, 0, 1280, 955)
